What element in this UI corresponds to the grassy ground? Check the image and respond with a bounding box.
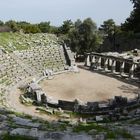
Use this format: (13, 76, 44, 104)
(2, 134, 36, 140)
(0, 32, 58, 52)
(0, 32, 28, 52)
(73, 123, 134, 139)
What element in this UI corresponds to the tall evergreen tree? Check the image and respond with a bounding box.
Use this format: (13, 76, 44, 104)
(122, 0, 140, 33)
(68, 18, 103, 54)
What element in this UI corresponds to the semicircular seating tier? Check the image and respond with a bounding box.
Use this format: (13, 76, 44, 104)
(0, 34, 67, 92)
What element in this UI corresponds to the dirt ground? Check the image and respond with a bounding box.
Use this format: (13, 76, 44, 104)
(40, 68, 139, 103)
(7, 67, 139, 121)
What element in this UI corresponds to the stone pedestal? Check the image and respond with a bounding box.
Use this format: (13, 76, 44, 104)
(85, 55, 91, 67)
(120, 62, 125, 75)
(111, 60, 116, 73)
(129, 64, 134, 79)
(36, 91, 41, 102)
(97, 57, 101, 69)
(104, 58, 108, 71)
(92, 56, 96, 64)
(109, 59, 112, 66)
(91, 56, 96, 69)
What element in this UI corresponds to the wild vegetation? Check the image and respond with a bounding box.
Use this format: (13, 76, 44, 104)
(0, 0, 139, 54)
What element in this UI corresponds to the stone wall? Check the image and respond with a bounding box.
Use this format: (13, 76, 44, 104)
(26, 82, 140, 116)
(58, 100, 75, 111)
(63, 44, 75, 66)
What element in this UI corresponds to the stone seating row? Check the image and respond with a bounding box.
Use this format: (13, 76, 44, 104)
(0, 44, 67, 90)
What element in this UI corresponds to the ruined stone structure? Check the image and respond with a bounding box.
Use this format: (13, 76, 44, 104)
(23, 51, 140, 118)
(0, 37, 77, 92)
(0, 33, 78, 109)
(25, 80, 140, 118)
(63, 44, 75, 67)
(85, 52, 140, 79)
(1, 34, 140, 139)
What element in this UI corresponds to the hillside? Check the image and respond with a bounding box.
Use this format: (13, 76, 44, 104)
(0, 33, 59, 52)
(0, 33, 67, 107)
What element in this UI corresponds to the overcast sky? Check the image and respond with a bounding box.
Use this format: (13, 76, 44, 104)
(0, 0, 133, 26)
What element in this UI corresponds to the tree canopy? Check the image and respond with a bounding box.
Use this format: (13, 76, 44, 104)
(122, 0, 140, 33)
(67, 18, 103, 54)
(38, 22, 51, 33)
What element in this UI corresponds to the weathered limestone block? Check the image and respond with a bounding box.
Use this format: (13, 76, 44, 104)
(111, 60, 116, 73)
(85, 55, 91, 67)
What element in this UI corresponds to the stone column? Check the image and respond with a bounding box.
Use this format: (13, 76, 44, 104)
(134, 64, 138, 70)
(92, 56, 96, 63)
(91, 56, 96, 69)
(85, 55, 91, 67)
(111, 60, 116, 73)
(36, 91, 41, 102)
(97, 57, 101, 69)
(104, 58, 108, 71)
(129, 64, 135, 79)
(109, 59, 112, 67)
(120, 62, 125, 75)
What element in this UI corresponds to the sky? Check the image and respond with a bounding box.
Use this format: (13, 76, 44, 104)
(0, 0, 133, 26)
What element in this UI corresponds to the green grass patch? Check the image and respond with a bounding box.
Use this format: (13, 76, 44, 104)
(2, 134, 36, 140)
(129, 118, 140, 125)
(73, 123, 134, 139)
(116, 129, 134, 139)
(0, 33, 31, 51)
(73, 123, 105, 133)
